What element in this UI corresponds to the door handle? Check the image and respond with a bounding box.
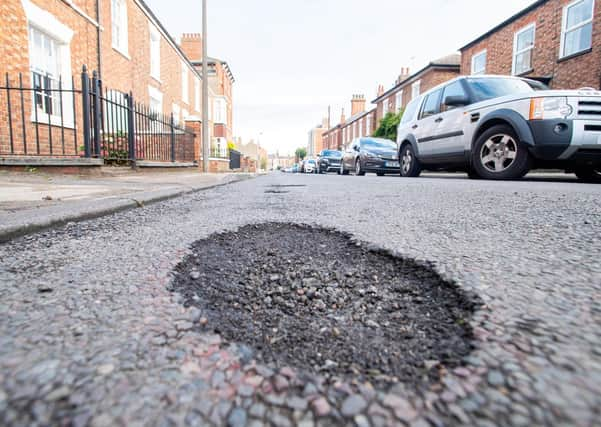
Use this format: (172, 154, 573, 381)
(435, 117, 444, 123)
(411, 124, 418, 130)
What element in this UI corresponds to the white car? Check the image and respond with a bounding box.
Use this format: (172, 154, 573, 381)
(397, 75, 601, 182)
(304, 159, 317, 173)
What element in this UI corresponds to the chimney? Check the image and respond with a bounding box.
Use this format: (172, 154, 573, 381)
(377, 84, 384, 97)
(340, 108, 346, 125)
(396, 67, 410, 84)
(180, 33, 203, 61)
(350, 94, 366, 116)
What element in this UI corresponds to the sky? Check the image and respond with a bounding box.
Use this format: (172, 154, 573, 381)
(145, 0, 535, 156)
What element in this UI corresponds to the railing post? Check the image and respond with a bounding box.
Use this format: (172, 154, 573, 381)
(81, 66, 91, 158)
(126, 91, 136, 168)
(170, 114, 175, 162)
(91, 71, 102, 158)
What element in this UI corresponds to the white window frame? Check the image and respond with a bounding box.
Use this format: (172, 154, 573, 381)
(148, 85, 163, 114)
(213, 97, 227, 125)
(471, 50, 487, 75)
(411, 80, 421, 99)
(172, 103, 181, 125)
(194, 78, 201, 112)
(111, 0, 129, 58)
(382, 100, 389, 117)
(395, 90, 404, 112)
(181, 62, 189, 104)
(513, 23, 536, 75)
(22, 0, 74, 127)
(149, 23, 160, 81)
(560, 0, 595, 59)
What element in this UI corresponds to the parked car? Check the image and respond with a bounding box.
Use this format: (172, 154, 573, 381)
(340, 137, 400, 176)
(317, 150, 343, 174)
(397, 75, 601, 182)
(304, 159, 317, 173)
(291, 164, 299, 173)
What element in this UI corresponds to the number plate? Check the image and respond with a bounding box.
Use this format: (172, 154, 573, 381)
(385, 161, 400, 167)
(597, 135, 601, 144)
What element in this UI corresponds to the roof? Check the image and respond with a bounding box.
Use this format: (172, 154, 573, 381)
(371, 54, 461, 103)
(341, 107, 377, 129)
(460, 0, 548, 50)
(191, 57, 236, 83)
(136, 0, 203, 81)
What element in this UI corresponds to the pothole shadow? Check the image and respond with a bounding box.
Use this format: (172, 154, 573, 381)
(171, 223, 481, 391)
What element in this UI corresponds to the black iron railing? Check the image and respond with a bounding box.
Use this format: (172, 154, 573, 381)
(0, 66, 196, 165)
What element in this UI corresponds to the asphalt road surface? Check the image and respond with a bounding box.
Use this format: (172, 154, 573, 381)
(1, 172, 600, 426)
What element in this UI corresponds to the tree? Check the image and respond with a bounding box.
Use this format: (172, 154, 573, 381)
(374, 110, 403, 142)
(295, 147, 307, 161)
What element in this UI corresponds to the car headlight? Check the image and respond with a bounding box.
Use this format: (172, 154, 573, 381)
(366, 153, 380, 159)
(530, 97, 573, 120)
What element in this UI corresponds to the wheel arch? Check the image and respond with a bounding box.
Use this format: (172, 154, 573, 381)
(473, 110, 535, 150)
(399, 135, 419, 157)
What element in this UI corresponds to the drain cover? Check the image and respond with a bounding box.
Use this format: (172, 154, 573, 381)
(172, 223, 476, 387)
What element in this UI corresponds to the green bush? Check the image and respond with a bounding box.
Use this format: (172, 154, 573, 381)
(374, 110, 403, 142)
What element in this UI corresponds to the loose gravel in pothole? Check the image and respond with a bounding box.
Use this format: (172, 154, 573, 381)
(172, 223, 477, 388)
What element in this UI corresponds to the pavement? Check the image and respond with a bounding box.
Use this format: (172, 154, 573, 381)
(1, 171, 600, 426)
(0, 168, 254, 242)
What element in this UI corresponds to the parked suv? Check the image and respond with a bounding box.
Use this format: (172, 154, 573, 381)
(397, 75, 601, 182)
(317, 149, 342, 173)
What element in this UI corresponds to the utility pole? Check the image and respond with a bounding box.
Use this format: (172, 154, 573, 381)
(202, 0, 209, 172)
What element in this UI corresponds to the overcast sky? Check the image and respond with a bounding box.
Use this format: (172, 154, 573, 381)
(145, 0, 534, 156)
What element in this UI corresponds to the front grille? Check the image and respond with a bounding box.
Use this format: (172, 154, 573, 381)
(578, 99, 601, 117)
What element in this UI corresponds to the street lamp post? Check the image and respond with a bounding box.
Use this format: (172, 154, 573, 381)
(202, 0, 209, 172)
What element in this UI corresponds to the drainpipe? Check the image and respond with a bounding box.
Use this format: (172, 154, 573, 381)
(96, 0, 102, 80)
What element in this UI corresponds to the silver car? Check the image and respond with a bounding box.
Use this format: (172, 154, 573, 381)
(397, 75, 601, 182)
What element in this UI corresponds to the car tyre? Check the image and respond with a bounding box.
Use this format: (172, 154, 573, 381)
(467, 169, 481, 180)
(400, 143, 422, 177)
(340, 163, 349, 176)
(472, 124, 530, 180)
(574, 166, 601, 183)
(356, 159, 366, 176)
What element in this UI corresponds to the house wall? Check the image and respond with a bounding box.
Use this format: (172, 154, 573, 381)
(460, 0, 601, 89)
(375, 68, 460, 124)
(0, 0, 202, 157)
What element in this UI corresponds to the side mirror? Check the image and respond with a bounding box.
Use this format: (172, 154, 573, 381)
(354, 146, 360, 152)
(444, 95, 469, 107)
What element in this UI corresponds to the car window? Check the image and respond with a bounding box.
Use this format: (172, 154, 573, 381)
(466, 77, 535, 101)
(362, 138, 396, 149)
(441, 81, 468, 112)
(419, 89, 442, 119)
(322, 150, 341, 157)
(401, 98, 420, 124)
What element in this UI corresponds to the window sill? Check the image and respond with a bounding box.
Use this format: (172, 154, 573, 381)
(112, 45, 131, 61)
(558, 48, 592, 64)
(32, 115, 75, 129)
(515, 68, 534, 77)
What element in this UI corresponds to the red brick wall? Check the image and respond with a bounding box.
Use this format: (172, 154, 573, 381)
(375, 68, 460, 125)
(460, 0, 601, 89)
(0, 0, 202, 157)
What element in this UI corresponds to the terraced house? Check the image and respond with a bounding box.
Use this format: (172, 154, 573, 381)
(0, 0, 223, 167)
(460, 0, 601, 89)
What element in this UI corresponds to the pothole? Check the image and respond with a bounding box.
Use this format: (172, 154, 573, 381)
(172, 223, 477, 389)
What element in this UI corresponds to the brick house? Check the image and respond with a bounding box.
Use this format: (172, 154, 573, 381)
(181, 34, 236, 156)
(371, 55, 461, 125)
(321, 95, 377, 151)
(460, 0, 601, 89)
(0, 0, 204, 158)
(322, 123, 342, 151)
(307, 119, 327, 157)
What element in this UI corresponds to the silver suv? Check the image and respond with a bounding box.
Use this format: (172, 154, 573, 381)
(397, 75, 601, 182)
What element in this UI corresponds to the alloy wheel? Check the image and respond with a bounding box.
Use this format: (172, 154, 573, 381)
(480, 134, 518, 173)
(402, 149, 413, 175)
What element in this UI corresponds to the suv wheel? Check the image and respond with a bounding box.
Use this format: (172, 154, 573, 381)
(400, 144, 422, 177)
(356, 159, 366, 176)
(472, 125, 530, 180)
(575, 166, 601, 183)
(340, 162, 349, 175)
